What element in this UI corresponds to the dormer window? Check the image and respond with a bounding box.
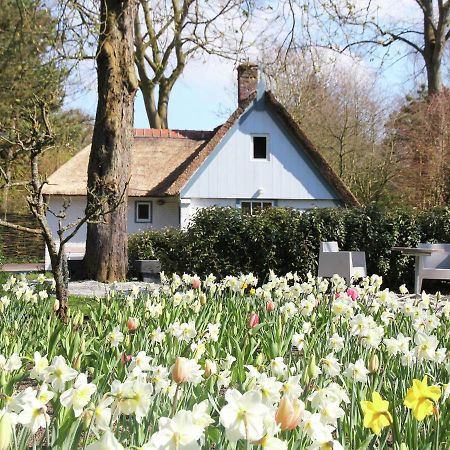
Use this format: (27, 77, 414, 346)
(253, 135, 268, 159)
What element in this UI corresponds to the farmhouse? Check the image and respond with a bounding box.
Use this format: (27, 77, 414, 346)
(43, 64, 358, 269)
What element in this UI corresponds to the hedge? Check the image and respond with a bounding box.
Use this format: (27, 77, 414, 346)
(128, 205, 450, 290)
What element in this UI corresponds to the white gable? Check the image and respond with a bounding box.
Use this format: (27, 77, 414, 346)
(181, 104, 340, 201)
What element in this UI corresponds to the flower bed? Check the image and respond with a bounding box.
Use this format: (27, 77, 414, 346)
(0, 272, 448, 449)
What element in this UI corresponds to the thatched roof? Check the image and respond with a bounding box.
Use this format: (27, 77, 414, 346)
(43, 129, 212, 197)
(43, 92, 359, 206)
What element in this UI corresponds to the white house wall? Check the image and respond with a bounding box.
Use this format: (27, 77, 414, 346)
(181, 106, 339, 201)
(180, 198, 236, 229)
(44, 196, 179, 269)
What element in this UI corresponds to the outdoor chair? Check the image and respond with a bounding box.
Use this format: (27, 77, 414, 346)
(416, 243, 450, 294)
(318, 241, 367, 281)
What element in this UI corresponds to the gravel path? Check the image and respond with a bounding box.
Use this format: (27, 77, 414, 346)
(68, 280, 159, 297)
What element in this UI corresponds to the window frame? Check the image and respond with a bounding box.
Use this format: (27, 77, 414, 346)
(135, 201, 153, 223)
(240, 200, 274, 215)
(251, 134, 270, 161)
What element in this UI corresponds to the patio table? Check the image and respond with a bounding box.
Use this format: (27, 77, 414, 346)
(392, 246, 442, 295)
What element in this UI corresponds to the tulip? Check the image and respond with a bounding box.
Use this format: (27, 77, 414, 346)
(204, 359, 217, 378)
(266, 301, 275, 312)
(172, 357, 189, 384)
(199, 292, 207, 305)
(248, 312, 260, 328)
(275, 396, 304, 430)
(127, 317, 139, 331)
(369, 354, 380, 374)
(346, 288, 359, 300)
(191, 278, 201, 289)
(121, 354, 132, 365)
(53, 299, 60, 311)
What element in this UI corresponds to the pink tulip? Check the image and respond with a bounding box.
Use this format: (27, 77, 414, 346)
(127, 317, 139, 331)
(248, 312, 260, 328)
(121, 354, 132, 365)
(266, 301, 275, 312)
(346, 288, 359, 301)
(191, 278, 201, 289)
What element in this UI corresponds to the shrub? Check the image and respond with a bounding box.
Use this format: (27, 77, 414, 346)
(128, 205, 450, 290)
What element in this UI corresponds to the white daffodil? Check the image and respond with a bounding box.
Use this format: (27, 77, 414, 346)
(321, 353, 341, 377)
(259, 435, 288, 450)
(86, 430, 124, 450)
(107, 327, 124, 348)
(328, 333, 344, 352)
(0, 409, 14, 450)
(111, 378, 153, 422)
(37, 384, 55, 405)
(60, 373, 97, 417)
(44, 355, 78, 392)
(219, 389, 270, 442)
(282, 375, 303, 398)
(300, 411, 334, 444)
(91, 396, 114, 433)
(4, 353, 21, 372)
(256, 374, 283, 405)
(318, 401, 345, 426)
(414, 331, 438, 361)
(129, 351, 152, 373)
(191, 400, 214, 428)
(30, 352, 49, 380)
(150, 410, 204, 450)
(270, 357, 287, 377)
(344, 359, 369, 383)
(292, 333, 305, 351)
(18, 398, 50, 434)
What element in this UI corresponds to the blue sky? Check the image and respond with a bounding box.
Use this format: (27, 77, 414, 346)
(66, 0, 433, 132)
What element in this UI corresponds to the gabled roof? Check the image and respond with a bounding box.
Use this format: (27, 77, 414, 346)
(43, 92, 359, 206)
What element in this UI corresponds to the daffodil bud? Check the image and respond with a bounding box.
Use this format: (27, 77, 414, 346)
(369, 354, 380, 374)
(199, 292, 207, 305)
(307, 355, 319, 379)
(53, 298, 60, 311)
(82, 409, 94, 431)
(255, 353, 265, 366)
(275, 396, 305, 430)
(204, 359, 217, 378)
(399, 444, 408, 450)
(0, 411, 13, 450)
(72, 353, 81, 371)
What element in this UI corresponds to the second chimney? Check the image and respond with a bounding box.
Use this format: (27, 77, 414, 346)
(237, 63, 258, 107)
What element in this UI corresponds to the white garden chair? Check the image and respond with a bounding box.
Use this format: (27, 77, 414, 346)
(318, 241, 367, 281)
(416, 243, 450, 294)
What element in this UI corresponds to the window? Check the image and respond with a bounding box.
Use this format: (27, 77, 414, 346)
(241, 201, 273, 215)
(135, 201, 152, 223)
(253, 136, 268, 159)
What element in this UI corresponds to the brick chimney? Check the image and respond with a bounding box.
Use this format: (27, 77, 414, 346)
(237, 63, 258, 107)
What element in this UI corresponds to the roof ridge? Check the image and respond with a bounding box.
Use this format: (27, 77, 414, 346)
(133, 128, 213, 140)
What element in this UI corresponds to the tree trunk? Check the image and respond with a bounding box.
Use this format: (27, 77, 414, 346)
(83, 0, 138, 282)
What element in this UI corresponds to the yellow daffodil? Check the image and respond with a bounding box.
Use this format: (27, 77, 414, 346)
(404, 376, 441, 421)
(361, 391, 393, 435)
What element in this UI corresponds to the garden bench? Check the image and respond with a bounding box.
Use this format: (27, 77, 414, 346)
(135, 259, 161, 282)
(318, 241, 367, 282)
(416, 243, 450, 294)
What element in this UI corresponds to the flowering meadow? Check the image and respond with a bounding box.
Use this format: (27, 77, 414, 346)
(0, 272, 449, 449)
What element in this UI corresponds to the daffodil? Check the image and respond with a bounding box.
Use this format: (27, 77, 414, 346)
(404, 376, 441, 421)
(361, 392, 392, 435)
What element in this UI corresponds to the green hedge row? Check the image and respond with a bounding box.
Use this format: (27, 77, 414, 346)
(128, 206, 450, 290)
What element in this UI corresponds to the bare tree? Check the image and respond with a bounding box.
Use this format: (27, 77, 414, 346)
(0, 101, 124, 318)
(134, 0, 252, 128)
(264, 49, 399, 203)
(302, 0, 450, 95)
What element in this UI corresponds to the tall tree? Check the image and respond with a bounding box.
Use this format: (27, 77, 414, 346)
(83, 0, 139, 281)
(387, 90, 450, 207)
(134, 0, 251, 128)
(264, 50, 398, 204)
(0, 0, 67, 215)
(305, 0, 450, 95)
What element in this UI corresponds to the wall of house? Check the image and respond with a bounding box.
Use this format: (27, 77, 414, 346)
(180, 198, 236, 228)
(44, 196, 179, 269)
(181, 106, 340, 202)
